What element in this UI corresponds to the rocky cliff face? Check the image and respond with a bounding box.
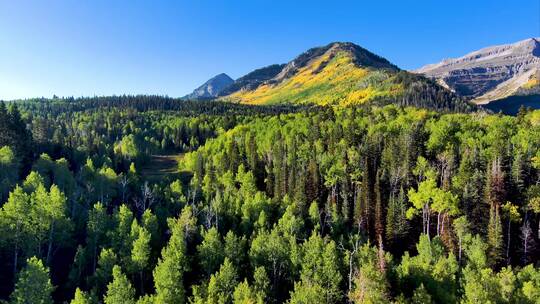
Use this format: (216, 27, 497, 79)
(416, 38, 540, 104)
(183, 73, 234, 100)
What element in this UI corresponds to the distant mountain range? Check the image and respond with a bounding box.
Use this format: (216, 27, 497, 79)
(185, 38, 540, 113)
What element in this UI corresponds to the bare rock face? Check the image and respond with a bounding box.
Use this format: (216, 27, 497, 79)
(183, 73, 234, 100)
(416, 38, 540, 104)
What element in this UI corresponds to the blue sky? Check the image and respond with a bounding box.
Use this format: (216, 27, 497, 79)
(0, 0, 538, 100)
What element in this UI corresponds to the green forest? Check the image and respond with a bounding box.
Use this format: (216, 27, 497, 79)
(0, 96, 539, 303)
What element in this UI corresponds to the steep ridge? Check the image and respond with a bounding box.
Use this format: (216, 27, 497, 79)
(416, 38, 540, 105)
(183, 73, 234, 100)
(218, 64, 285, 97)
(220, 42, 468, 110)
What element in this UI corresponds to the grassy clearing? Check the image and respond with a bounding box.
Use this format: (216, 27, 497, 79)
(140, 154, 185, 182)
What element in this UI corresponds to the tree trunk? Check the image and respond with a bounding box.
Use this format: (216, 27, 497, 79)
(13, 241, 18, 277)
(506, 217, 511, 263)
(458, 236, 462, 263)
(441, 213, 447, 236)
(377, 235, 386, 272)
(426, 208, 431, 240)
(437, 213, 441, 236)
(46, 222, 55, 265)
(347, 253, 353, 298)
(140, 271, 144, 294)
(93, 243, 97, 273)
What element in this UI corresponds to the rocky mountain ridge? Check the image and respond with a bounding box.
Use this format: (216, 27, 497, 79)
(416, 38, 540, 104)
(183, 73, 234, 100)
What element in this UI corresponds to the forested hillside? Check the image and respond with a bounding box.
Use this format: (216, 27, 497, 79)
(0, 97, 539, 303)
(218, 42, 473, 112)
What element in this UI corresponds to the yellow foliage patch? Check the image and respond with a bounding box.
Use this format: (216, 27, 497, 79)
(523, 79, 540, 89)
(529, 110, 540, 127)
(224, 51, 402, 106)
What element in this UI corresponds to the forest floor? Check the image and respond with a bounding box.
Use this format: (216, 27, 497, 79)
(140, 153, 185, 182)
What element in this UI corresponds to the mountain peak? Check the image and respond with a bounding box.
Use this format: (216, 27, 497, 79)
(273, 42, 398, 83)
(183, 73, 234, 100)
(213, 73, 232, 79)
(218, 41, 465, 110)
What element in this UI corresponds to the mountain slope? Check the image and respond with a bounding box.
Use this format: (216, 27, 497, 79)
(183, 73, 234, 100)
(218, 64, 285, 97)
(220, 42, 468, 110)
(416, 38, 540, 105)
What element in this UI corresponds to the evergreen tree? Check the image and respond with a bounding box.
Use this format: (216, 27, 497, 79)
(486, 158, 506, 265)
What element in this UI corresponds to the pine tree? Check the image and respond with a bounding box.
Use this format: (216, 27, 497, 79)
(486, 158, 505, 265)
(385, 187, 409, 246)
(374, 170, 384, 240)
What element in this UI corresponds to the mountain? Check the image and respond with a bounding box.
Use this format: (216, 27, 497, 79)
(218, 64, 285, 96)
(183, 73, 234, 100)
(416, 38, 540, 110)
(219, 42, 469, 110)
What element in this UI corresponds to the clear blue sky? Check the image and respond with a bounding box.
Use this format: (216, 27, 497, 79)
(0, 0, 538, 100)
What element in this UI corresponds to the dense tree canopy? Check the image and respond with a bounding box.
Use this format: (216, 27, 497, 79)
(0, 98, 538, 303)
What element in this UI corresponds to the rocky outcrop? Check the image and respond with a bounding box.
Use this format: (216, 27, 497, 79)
(183, 73, 234, 100)
(416, 38, 540, 104)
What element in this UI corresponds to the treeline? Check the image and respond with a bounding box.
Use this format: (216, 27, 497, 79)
(13, 95, 311, 116)
(387, 72, 475, 112)
(0, 100, 538, 303)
